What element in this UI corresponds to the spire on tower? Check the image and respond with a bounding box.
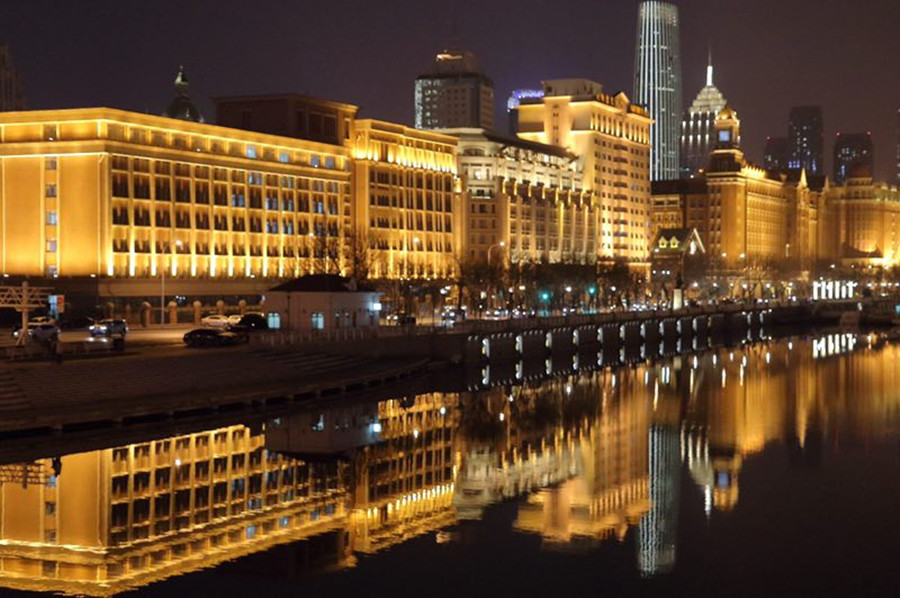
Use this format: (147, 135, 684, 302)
(706, 45, 714, 87)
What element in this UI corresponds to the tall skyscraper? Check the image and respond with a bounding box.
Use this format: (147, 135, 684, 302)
(680, 51, 727, 176)
(414, 49, 494, 131)
(634, 1, 683, 181)
(0, 44, 27, 111)
(833, 132, 873, 184)
(764, 136, 789, 172)
(787, 106, 824, 175)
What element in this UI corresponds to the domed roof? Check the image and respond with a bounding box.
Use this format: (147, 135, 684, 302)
(163, 67, 204, 123)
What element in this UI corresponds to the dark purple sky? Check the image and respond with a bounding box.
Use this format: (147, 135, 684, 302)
(3, 0, 898, 180)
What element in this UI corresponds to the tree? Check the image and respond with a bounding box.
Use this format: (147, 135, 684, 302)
(345, 227, 372, 282)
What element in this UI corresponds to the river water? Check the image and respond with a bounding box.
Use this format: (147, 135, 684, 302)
(0, 332, 897, 597)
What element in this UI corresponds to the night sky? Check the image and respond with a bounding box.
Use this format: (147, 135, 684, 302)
(3, 0, 898, 180)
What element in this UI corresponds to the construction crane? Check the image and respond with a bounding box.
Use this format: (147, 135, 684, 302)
(0, 282, 52, 346)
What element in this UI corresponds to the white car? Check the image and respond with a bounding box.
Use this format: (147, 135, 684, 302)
(201, 314, 231, 328)
(227, 314, 243, 326)
(12, 322, 60, 342)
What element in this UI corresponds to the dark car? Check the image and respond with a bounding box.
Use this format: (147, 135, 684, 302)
(61, 316, 96, 330)
(183, 328, 245, 348)
(228, 313, 269, 333)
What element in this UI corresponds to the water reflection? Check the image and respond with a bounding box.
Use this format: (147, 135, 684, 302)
(1, 333, 899, 595)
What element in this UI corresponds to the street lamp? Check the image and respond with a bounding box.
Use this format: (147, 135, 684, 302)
(161, 239, 183, 327)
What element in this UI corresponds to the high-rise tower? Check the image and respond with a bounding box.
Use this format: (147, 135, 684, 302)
(787, 106, 824, 175)
(681, 50, 727, 177)
(634, 1, 683, 181)
(415, 49, 494, 131)
(833, 132, 873, 184)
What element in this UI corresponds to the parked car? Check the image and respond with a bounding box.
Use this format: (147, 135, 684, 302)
(90, 319, 129, 337)
(228, 313, 269, 333)
(201, 314, 231, 328)
(183, 328, 245, 347)
(12, 322, 60, 343)
(227, 314, 244, 326)
(61, 316, 96, 330)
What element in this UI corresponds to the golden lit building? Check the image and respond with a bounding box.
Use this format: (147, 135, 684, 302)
(0, 108, 352, 297)
(651, 106, 822, 272)
(820, 174, 900, 266)
(445, 128, 597, 265)
(352, 120, 462, 279)
(516, 79, 652, 263)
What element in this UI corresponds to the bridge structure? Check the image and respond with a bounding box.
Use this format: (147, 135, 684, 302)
(256, 302, 800, 366)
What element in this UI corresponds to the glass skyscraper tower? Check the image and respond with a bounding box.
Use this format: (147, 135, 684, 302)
(634, 1, 683, 181)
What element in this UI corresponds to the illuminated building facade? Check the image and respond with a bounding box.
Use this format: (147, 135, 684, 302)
(0, 44, 26, 112)
(833, 132, 873, 184)
(516, 79, 653, 263)
(447, 127, 597, 264)
(634, 1, 683, 181)
(652, 106, 823, 272)
(352, 120, 462, 279)
(788, 106, 824, 176)
(414, 49, 494, 131)
(680, 54, 727, 177)
(0, 108, 352, 295)
(821, 175, 900, 266)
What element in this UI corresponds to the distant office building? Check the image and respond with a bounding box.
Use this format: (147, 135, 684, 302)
(833, 132, 873, 184)
(506, 89, 543, 136)
(634, 1, 683, 181)
(516, 79, 652, 262)
(163, 67, 204, 123)
(680, 53, 727, 176)
(764, 136, 789, 172)
(215, 93, 357, 146)
(0, 44, 26, 111)
(788, 106, 824, 175)
(414, 49, 494, 131)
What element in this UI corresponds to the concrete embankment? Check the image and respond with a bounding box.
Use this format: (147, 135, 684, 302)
(253, 303, 811, 364)
(0, 346, 428, 439)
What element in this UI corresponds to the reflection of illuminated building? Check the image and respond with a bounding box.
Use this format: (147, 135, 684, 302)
(638, 423, 681, 576)
(348, 393, 459, 554)
(514, 369, 651, 548)
(0, 425, 347, 596)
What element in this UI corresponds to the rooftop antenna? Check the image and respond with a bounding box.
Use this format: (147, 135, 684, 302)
(706, 44, 714, 87)
(448, 2, 461, 51)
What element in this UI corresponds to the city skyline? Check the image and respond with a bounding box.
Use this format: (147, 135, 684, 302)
(0, 0, 897, 180)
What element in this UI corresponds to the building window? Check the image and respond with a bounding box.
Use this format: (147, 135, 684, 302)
(310, 155, 321, 168)
(246, 145, 258, 159)
(46, 158, 57, 171)
(46, 239, 57, 253)
(46, 211, 58, 225)
(311, 312, 324, 330)
(46, 184, 57, 198)
(278, 151, 290, 164)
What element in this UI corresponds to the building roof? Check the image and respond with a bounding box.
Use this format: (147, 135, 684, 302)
(269, 274, 375, 294)
(212, 92, 359, 113)
(651, 228, 706, 256)
(440, 127, 575, 160)
(163, 67, 204, 123)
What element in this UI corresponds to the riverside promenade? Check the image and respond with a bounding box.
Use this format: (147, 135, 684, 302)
(0, 345, 428, 439)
